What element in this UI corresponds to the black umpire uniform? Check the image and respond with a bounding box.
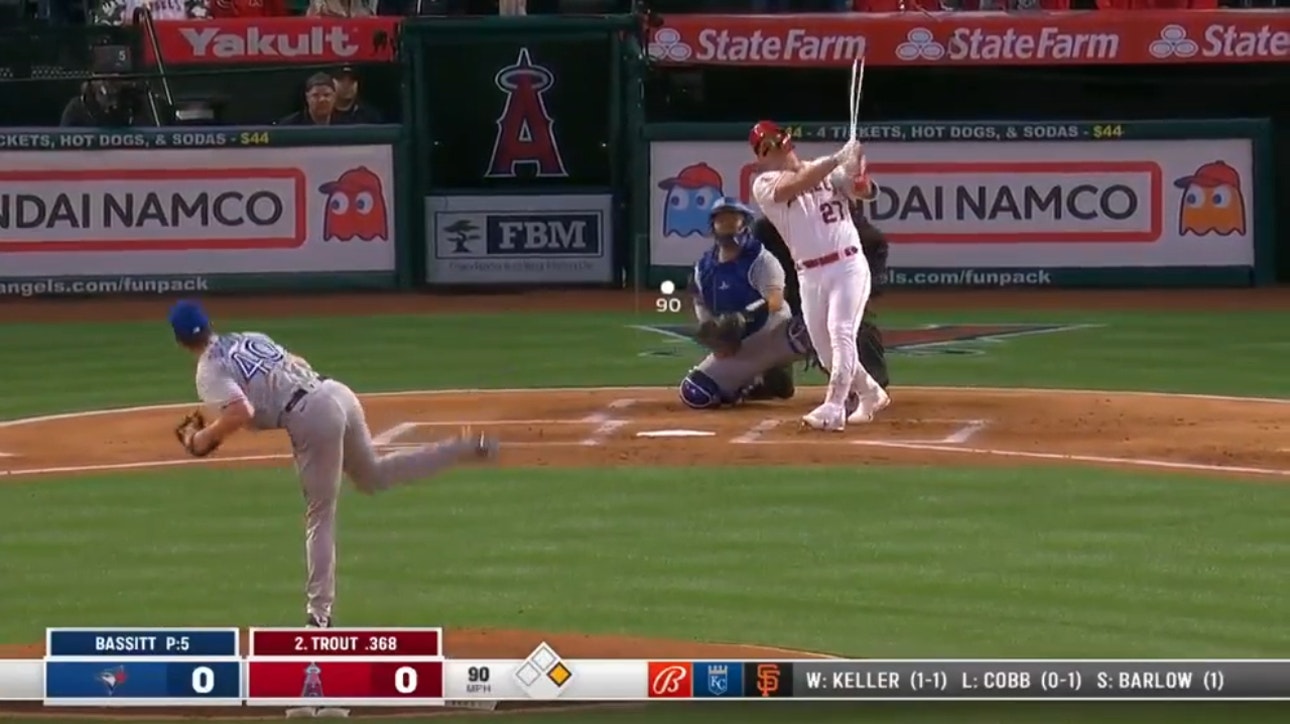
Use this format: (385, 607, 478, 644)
(750, 203, 890, 390)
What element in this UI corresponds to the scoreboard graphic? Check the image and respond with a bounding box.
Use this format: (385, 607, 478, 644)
(0, 627, 1281, 706)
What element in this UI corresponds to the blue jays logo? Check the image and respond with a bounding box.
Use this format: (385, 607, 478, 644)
(97, 666, 127, 696)
(658, 163, 724, 238)
(707, 665, 728, 695)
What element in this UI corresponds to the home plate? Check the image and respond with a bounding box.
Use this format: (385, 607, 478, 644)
(636, 430, 715, 438)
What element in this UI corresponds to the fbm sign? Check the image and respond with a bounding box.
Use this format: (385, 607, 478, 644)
(426, 193, 614, 285)
(486, 214, 601, 254)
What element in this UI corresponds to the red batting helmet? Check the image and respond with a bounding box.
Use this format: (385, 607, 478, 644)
(749, 120, 792, 157)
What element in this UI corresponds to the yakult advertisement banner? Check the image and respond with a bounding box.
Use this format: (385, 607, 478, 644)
(0, 145, 396, 282)
(649, 134, 1257, 282)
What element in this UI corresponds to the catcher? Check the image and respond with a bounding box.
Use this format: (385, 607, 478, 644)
(752, 196, 891, 392)
(678, 197, 814, 409)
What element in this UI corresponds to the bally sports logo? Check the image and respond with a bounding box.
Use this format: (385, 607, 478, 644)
(0, 165, 389, 253)
(647, 662, 692, 699)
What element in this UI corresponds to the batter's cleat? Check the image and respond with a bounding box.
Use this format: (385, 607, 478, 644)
(459, 427, 500, 461)
(847, 389, 891, 424)
(802, 403, 846, 432)
(307, 614, 331, 629)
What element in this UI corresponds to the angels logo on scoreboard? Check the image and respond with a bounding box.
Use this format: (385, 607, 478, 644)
(301, 662, 324, 698)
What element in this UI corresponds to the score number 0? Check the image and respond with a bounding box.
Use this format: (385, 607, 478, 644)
(191, 666, 215, 694)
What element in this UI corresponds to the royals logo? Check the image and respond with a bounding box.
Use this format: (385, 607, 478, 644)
(487, 47, 568, 179)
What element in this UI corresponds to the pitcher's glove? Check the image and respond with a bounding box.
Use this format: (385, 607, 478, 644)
(696, 312, 746, 357)
(174, 409, 217, 458)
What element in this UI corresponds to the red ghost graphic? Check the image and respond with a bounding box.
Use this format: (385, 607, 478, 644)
(318, 167, 389, 242)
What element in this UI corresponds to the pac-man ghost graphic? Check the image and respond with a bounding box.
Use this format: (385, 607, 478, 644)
(658, 163, 724, 238)
(1173, 161, 1246, 237)
(318, 166, 389, 242)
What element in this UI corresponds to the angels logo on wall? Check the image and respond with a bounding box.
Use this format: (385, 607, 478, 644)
(486, 47, 569, 179)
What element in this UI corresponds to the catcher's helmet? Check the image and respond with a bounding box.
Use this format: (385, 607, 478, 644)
(709, 197, 755, 222)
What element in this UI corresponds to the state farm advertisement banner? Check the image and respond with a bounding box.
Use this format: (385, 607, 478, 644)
(648, 10, 1290, 66)
(146, 17, 398, 65)
(0, 146, 396, 277)
(649, 138, 1255, 270)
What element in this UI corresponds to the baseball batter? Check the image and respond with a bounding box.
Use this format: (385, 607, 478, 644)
(748, 121, 889, 431)
(678, 198, 814, 408)
(168, 300, 499, 629)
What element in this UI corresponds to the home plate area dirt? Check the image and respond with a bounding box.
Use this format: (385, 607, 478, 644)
(2, 387, 1290, 478)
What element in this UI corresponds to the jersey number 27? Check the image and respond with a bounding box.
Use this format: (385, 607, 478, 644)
(231, 338, 286, 380)
(819, 200, 848, 225)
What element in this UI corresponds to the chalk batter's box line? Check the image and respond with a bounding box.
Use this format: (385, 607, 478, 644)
(741, 419, 990, 446)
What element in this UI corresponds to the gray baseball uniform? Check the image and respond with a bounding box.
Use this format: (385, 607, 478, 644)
(692, 248, 811, 396)
(195, 332, 474, 622)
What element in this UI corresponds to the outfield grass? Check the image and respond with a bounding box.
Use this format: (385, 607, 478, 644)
(3, 307, 1287, 722)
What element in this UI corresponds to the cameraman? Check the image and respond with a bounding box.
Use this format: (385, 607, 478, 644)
(60, 78, 156, 128)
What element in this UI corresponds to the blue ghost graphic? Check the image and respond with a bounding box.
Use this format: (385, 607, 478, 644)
(658, 162, 726, 238)
(663, 185, 723, 237)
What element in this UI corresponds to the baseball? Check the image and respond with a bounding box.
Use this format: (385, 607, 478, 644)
(660, 280, 676, 296)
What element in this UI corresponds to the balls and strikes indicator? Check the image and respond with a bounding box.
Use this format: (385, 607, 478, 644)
(44, 660, 241, 701)
(248, 660, 444, 700)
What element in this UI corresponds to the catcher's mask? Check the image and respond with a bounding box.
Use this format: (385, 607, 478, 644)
(709, 197, 754, 243)
(749, 120, 793, 159)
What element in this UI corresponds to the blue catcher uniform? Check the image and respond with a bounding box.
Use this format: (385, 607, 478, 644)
(678, 199, 813, 409)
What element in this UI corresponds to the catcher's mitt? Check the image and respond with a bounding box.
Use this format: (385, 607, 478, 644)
(695, 312, 746, 357)
(174, 409, 217, 458)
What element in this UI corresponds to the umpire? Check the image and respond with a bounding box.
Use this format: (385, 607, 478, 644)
(751, 202, 890, 390)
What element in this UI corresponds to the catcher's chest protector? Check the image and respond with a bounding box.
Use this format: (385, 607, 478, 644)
(696, 242, 767, 336)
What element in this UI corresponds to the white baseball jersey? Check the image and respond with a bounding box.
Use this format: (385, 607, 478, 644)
(752, 163, 862, 261)
(195, 332, 323, 430)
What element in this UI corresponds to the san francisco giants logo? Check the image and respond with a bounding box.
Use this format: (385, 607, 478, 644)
(648, 663, 691, 697)
(756, 664, 781, 697)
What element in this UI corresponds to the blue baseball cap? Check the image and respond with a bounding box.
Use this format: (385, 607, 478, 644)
(168, 299, 210, 344)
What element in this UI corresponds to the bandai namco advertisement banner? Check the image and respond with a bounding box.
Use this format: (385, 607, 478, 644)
(0, 145, 396, 281)
(649, 134, 1256, 276)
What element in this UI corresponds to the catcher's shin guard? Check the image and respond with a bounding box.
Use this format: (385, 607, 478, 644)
(744, 364, 796, 401)
(858, 321, 889, 390)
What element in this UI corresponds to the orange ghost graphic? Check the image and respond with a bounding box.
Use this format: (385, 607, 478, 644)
(318, 167, 389, 242)
(1173, 161, 1246, 237)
